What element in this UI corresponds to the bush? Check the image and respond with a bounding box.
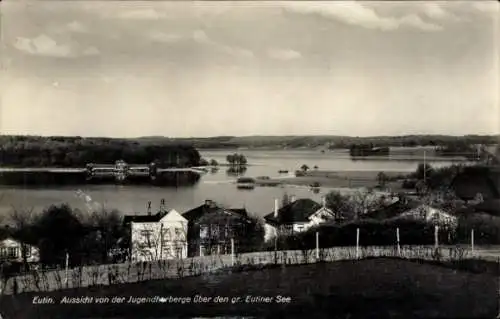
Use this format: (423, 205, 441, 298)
(456, 213, 500, 245)
(274, 219, 448, 250)
(402, 179, 417, 189)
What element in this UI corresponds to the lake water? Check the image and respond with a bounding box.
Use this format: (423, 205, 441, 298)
(0, 149, 466, 218)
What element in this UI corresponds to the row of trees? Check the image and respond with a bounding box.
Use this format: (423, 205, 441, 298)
(176, 134, 497, 149)
(226, 154, 247, 166)
(2, 201, 267, 271)
(3, 204, 127, 271)
(375, 163, 464, 193)
(271, 185, 498, 251)
(269, 205, 500, 251)
(0, 135, 201, 168)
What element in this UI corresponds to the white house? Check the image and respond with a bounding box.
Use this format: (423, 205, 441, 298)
(0, 237, 40, 263)
(124, 201, 188, 262)
(263, 196, 336, 242)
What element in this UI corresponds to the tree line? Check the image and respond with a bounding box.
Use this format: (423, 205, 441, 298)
(124, 134, 499, 150)
(0, 202, 266, 275)
(3, 205, 127, 271)
(0, 135, 201, 168)
(267, 187, 498, 251)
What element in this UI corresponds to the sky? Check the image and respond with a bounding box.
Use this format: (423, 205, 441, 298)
(0, 1, 499, 138)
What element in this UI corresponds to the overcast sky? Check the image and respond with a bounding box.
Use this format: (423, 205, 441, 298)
(1, 1, 498, 138)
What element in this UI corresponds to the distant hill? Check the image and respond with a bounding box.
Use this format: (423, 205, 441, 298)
(134, 134, 500, 150)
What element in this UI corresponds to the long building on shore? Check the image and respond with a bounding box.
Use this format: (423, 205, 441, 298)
(0, 160, 206, 186)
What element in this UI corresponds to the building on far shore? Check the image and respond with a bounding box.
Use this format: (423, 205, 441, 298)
(123, 199, 188, 262)
(263, 196, 336, 242)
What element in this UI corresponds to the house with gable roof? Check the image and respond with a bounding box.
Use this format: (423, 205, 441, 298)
(263, 196, 336, 242)
(183, 199, 253, 257)
(123, 199, 188, 262)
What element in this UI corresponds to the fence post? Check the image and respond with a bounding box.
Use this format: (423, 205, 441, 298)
(356, 228, 360, 259)
(396, 228, 401, 256)
(471, 229, 475, 254)
(497, 257, 500, 319)
(433, 225, 439, 249)
(231, 239, 235, 267)
(316, 231, 319, 261)
(65, 251, 69, 288)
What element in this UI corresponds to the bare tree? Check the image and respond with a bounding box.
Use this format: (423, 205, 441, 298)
(9, 206, 36, 270)
(347, 189, 381, 220)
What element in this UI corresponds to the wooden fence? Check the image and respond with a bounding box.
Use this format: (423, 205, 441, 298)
(0, 244, 487, 295)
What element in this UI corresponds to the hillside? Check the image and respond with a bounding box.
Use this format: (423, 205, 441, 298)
(0, 135, 201, 167)
(0, 258, 496, 318)
(135, 134, 499, 150)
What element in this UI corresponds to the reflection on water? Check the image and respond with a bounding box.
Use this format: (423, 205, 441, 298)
(225, 166, 247, 177)
(0, 149, 469, 218)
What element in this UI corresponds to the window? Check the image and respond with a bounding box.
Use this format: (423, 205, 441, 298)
(164, 246, 171, 257)
(280, 225, 293, 235)
(174, 228, 182, 238)
(7, 247, 18, 258)
(161, 228, 171, 239)
(200, 225, 209, 239)
(161, 229, 170, 246)
(140, 230, 153, 248)
(0, 247, 19, 259)
(175, 247, 183, 259)
(211, 225, 220, 237)
(200, 245, 209, 257)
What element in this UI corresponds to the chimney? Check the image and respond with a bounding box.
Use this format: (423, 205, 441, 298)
(160, 199, 165, 213)
(321, 196, 326, 207)
(274, 198, 279, 218)
(147, 201, 152, 216)
(290, 195, 296, 203)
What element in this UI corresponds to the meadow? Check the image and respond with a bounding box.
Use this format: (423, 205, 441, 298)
(0, 257, 497, 319)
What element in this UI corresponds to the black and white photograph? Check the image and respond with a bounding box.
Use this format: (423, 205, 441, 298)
(0, 0, 499, 318)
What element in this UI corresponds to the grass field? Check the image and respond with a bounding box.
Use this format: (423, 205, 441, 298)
(269, 170, 407, 190)
(0, 258, 497, 319)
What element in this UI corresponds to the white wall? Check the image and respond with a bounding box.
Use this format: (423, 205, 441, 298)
(264, 207, 336, 241)
(130, 213, 188, 262)
(264, 223, 277, 242)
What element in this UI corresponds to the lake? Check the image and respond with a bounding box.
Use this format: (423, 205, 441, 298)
(0, 149, 467, 218)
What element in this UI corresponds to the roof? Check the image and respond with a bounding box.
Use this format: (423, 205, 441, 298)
(0, 227, 38, 246)
(123, 211, 167, 224)
(196, 209, 251, 225)
(471, 199, 500, 216)
(397, 204, 457, 222)
(264, 198, 322, 224)
(363, 197, 422, 220)
(450, 166, 500, 200)
(183, 201, 249, 223)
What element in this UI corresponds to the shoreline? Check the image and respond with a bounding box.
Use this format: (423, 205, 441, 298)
(253, 170, 408, 191)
